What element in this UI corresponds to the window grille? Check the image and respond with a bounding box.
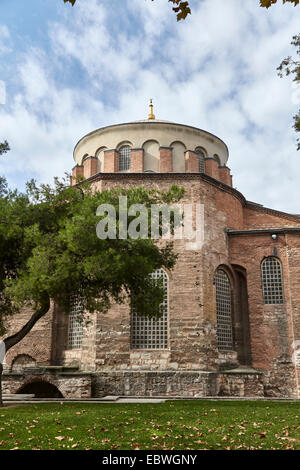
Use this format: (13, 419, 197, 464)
(195, 148, 205, 173)
(214, 269, 233, 351)
(131, 269, 168, 349)
(68, 293, 84, 350)
(261, 257, 283, 304)
(119, 146, 131, 171)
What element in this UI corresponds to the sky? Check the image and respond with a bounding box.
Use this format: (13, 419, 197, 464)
(0, 0, 300, 212)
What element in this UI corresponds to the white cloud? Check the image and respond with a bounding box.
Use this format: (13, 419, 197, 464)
(0, 25, 11, 55)
(0, 0, 300, 213)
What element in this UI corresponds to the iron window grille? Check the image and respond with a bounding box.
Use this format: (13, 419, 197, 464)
(131, 269, 169, 349)
(214, 269, 233, 351)
(68, 293, 84, 350)
(119, 146, 131, 171)
(261, 257, 284, 304)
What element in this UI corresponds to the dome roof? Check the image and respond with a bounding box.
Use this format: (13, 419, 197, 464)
(74, 119, 228, 165)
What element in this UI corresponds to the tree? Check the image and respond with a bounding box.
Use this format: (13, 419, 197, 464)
(63, 0, 191, 21)
(260, 0, 299, 7)
(0, 176, 184, 404)
(278, 34, 300, 150)
(0, 141, 9, 156)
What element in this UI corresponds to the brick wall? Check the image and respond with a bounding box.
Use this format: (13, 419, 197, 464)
(229, 233, 298, 397)
(83, 156, 98, 179)
(159, 147, 173, 172)
(205, 158, 219, 180)
(3, 171, 300, 398)
(185, 151, 199, 173)
(103, 150, 118, 172)
(131, 149, 144, 172)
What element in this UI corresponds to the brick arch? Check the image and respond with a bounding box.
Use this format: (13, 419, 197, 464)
(11, 354, 36, 372)
(95, 146, 107, 172)
(116, 140, 133, 151)
(213, 154, 221, 165)
(213, 263, 235, 287)
(194, 146, 207, 157)
(80, 153, 89, 165)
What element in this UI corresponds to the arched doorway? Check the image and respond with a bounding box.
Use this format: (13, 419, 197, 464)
(233, 266, 252, 366)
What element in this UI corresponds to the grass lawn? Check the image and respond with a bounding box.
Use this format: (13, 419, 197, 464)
(0, 400, 300, 450)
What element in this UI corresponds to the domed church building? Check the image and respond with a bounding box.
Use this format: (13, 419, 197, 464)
(3, 102, 300, 399)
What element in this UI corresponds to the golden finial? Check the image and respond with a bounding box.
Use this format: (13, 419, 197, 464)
(148, 99, 155, 120)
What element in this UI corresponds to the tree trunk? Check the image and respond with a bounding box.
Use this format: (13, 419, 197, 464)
(0, 292, 50, 407)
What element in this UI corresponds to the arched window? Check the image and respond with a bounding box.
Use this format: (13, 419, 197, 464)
(195, 148, 205, 173)
(131, 269, 168, 349)
(119, 145, 131, 171)
(214, 268, 233, 351)
(68, 293, 84, 350)
(261, 257, 283, 304)
(213, 154, 221, 165)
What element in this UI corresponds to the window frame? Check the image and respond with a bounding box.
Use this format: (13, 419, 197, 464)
(67, 293, 84, 350)
(214, 268, 234, 352)
(261, 256, 284, 305)
(118, 145, 131, 172)
(195, 147, 206, 173)
(130, 268, 169, 350)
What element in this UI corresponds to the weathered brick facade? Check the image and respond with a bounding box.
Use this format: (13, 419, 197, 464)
(2, 118, 300, 398)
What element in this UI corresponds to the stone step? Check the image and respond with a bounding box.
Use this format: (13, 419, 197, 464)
(3, 393, 35, 399)
(101, 395, 120, 401)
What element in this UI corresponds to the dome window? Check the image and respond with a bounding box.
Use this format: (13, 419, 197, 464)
(119, 145, 131, 172)
(195, 148, 205, 173)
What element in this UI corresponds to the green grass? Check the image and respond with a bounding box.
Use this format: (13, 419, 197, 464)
(0, 400, 300, 450)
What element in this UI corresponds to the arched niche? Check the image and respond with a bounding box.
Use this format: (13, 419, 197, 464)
(116, 140, 133, 151)
(95, 146, 107, 173)
(170, 141, 186, 172)
(143, 140, 159, 172)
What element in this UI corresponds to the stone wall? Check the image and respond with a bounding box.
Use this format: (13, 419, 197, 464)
(3, 369, 92, 398)
(91, 370, 264, 398)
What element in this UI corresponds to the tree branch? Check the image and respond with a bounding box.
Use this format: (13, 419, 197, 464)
(4, 292, 50, 352)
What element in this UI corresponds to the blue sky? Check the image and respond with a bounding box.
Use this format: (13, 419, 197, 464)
(0, 0, 300, 212)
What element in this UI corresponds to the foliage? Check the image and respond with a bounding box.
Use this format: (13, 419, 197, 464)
(1, 401, 300, 450)
(63, 0, 191, 21)
(278, 35, 300, 150)
(0, 141, 9, 157)
(0, 177, 184, 339)
(63, 0, 299, 21)
(260, 0, 299, 7)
